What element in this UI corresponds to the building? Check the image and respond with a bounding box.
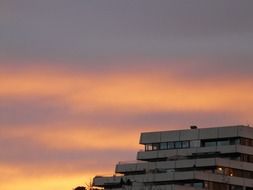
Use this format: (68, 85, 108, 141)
(93, 125, 253, 190)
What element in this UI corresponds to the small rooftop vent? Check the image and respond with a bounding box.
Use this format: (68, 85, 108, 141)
(190, 125, 198, 129)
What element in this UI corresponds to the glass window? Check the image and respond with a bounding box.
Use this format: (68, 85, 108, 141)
(216, 167, 224, 174)
(241, 154, 249, 162)
(217, 140, 230, 146)
(240, 154, 253, 163)
(168, 142, 174, 149)
(230, 185, 243, 190)
(152, 143, 160, 150)
(193, 182, 203, 188)
(250, 155, 253, 163)
(204, 141, 216, 147)
(145, 144, 152, 151)
(182, 141, 189, 148)
(160, 142, 168, 150)
(175, 141, 182, 149)
(240, 138, 245, 145)
(230, 138, 240, 145)
(240, 138, 252, 146)
(245, 138, 251, 146)
(190, 140, 200, 148)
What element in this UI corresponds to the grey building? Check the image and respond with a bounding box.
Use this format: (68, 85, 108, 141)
(93, 125, 253, 190)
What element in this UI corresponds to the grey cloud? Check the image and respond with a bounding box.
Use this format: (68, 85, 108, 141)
(69, 110, 243, 131)
(0, 96, 71, 126)
(1, 0, 253, 81)
(0, 136, 135, 172)
(0, 95, 245, 130)
(0, 0, 253, 60)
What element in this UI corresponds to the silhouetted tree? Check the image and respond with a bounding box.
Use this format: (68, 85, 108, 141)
(73, 186, 86, 190)
(74, 177, 102, 190)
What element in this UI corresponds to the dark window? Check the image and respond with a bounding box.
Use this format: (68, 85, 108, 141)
(230, 185, 243, 190)
(204, 141, 216, 147)
(182, 141, 190, 148)
(250, 155, 253, 163)
(240, 154, 253, 163)
(193, 182, 203, 188)
(230, 138, 240, 145)
(241, 154, 249, 162)
(217, 140, 230, 146)
(160, 142, 167, 150)
(240, 138, 253, 146)
(244, 171, 251, 178)
(175, 141, 182, 149)
(168, 142, 175, 149)
(190, 140, 200, 148)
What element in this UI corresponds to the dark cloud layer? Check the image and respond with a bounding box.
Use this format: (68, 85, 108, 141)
(0, 96, 69, 126)
(1, 0, 253, 81)
(0, 95, 244, 129)
(0, 0, 253, 60)
(0, 136, 134, 166)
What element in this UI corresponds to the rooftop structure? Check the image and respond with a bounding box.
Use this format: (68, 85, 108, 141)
(93, 125, 253, 190)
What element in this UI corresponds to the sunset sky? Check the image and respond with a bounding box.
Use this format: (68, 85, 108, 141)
(1, 1, 253, 190)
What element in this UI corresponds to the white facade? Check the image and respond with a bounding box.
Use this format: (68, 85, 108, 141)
(93, 125, 253, 190)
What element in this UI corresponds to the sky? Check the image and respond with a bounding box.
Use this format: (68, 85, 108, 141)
(1, 0, 253, 190)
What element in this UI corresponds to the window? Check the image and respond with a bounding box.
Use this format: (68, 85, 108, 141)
(152, 143, 160, 150)
(203, 141, 216, 147)
(190, 140, 200, 148)
(182, 141, 189, 148)
(250, 155, 253, 163)
(216, 167, 224, 174)
(145, 144, 152, 151)
(243, 171, 251, 178)
(230, 185, 243, 190)
(250, 139, 253, 146)
(240, 138, 245, 145)
(230, 138, 240, 145)
(241, 138, 253, 147)
(175, 141, 182, 149)
(168, 142, 175, 149)
(160, 142, 168, 150)
(193, 182, 203, 188)
(240, 154, 253, 163)
(241, 154, 249, 162)
(217, 140, 230, 146)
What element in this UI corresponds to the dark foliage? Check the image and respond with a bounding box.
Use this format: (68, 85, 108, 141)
(74, 186, 86, 190)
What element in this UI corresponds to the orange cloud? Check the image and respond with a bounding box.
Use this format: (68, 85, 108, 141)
(1, 66, 253, 115)
(2, 123, 141, 151)
(1, 63, 253, 190)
